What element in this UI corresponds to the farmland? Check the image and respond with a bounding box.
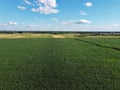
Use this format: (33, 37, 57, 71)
(0, 34, 120, 90)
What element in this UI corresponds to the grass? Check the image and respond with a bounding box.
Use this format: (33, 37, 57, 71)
(0, 36, 120, 90)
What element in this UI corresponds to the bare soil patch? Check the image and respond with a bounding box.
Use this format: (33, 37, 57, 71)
(52, 35, 65, 38)
(0, 34, 24, 39)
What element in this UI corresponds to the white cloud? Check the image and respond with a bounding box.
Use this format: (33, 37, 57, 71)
(0, 22, 18, 30)
(51, 18, 59, 22)
(110, 23, 118, 26)
(31, 0, 59, 14)
(84, 2, 93, 7)
(1, 21, 120, 31)
(47, 24, 51, 27)
(0, 22, 18, 26)
(8, 22, 18, 25)
(80, 11, 87, 15)
(37, 0, 57, 7)
(62, 19, 92, 25)
(31, 7, 59, 14)
(0, 23, 8, 27)
(18, 0, 59, 14)
(17, 6, 26, 10)
(23, 0, 34, 5)
(93, 24, 120, 31)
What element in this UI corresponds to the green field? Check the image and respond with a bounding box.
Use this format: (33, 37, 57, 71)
(0, 37, 120, 89)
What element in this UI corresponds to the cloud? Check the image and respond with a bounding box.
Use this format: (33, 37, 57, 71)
(23, 0, 34, 5)
(0, 23, 8, 27)
(51, 18, 59, 22)
(93, 24, 120, 31)
(31, 0, 59, 14)
(31, 7, 59, 14)
(8, 22, 18, 25)
(47, 24, 51, 27)
(62, 19, 92, 25)
(17, 6, 26, 10)
(1, 21, 120, 31)
(110, 23, 118, 26)
(37, 0, 57, 7)
(0, 22, 18, 30)
(84, 2, 93, 7)
(0, 22, 18, 27)
(80, 11, 87, 15)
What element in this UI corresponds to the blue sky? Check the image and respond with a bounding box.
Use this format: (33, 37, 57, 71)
(0, 0, 120, 31)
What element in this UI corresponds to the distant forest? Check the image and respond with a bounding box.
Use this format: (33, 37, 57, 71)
(0, 31, 120, 36)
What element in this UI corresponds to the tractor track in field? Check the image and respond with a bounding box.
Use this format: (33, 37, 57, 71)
(74, 38, 120, 51)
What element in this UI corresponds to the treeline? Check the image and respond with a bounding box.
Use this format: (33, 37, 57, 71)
(0, 31, 120, 36)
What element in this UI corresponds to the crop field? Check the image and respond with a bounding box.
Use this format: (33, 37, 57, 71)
(0, 35, 120, 90)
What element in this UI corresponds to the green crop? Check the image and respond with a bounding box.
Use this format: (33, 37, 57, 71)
(0, 38, 120, 90)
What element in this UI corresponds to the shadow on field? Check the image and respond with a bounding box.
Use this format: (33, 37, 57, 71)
(74, 38, 120, 51)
